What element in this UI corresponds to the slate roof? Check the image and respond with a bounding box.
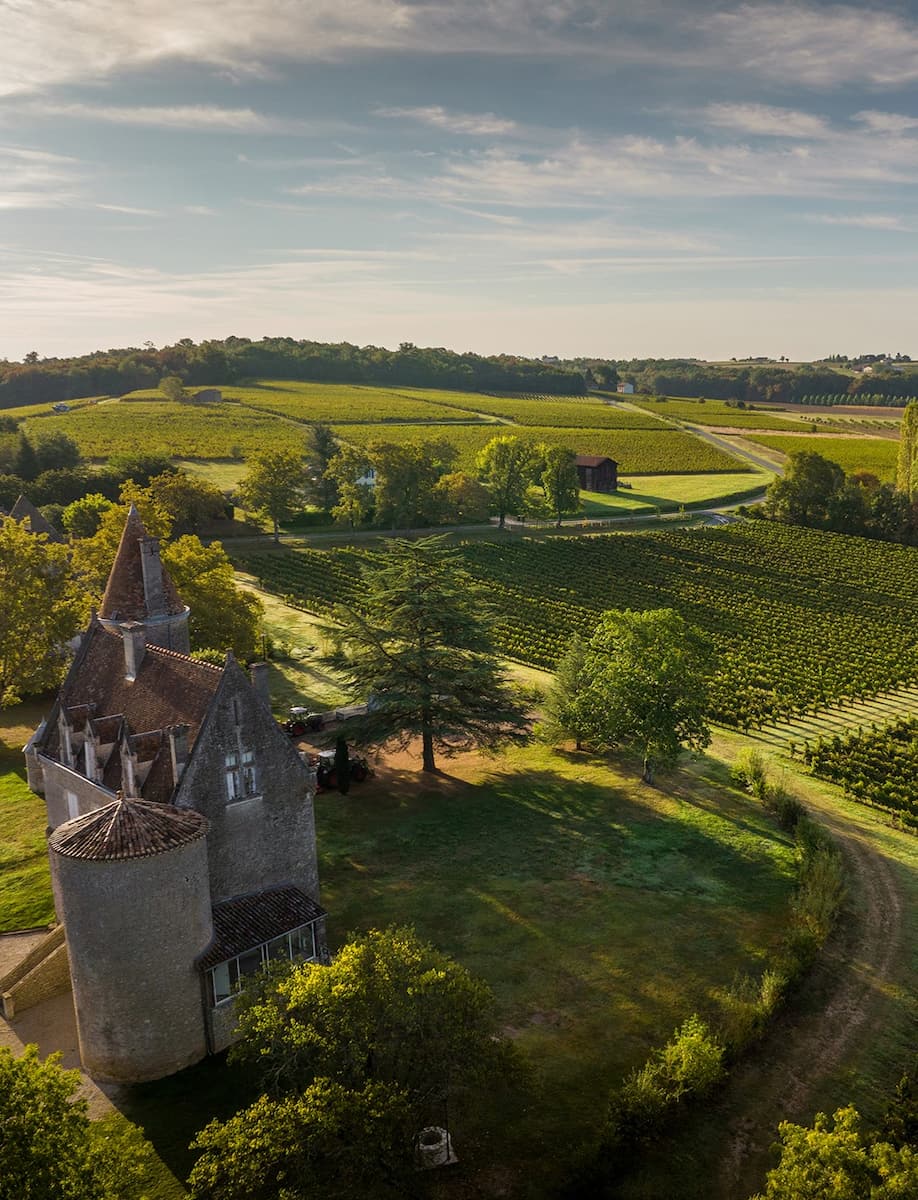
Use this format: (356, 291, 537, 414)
(198, 885, 326, 969)
(41, 623, 223, 803)
(575, 454, 617, 468)
(9, 495, 64, 542)
(100, 505, 185, 621)
(49, 794, 208, 861)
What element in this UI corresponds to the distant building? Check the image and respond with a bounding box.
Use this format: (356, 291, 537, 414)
(23, 506, 326, 1082)
(617, 382, 635, 395)
(6, 495, 64, 543)
(193, 388, 222, 403)
(575, 455, 618, 494)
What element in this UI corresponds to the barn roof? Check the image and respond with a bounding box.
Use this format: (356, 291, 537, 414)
(198, 885, 326, 968)
(575, 454, 617, 468)
(49, 794, 208, 861)
(99, 505, 185, 621)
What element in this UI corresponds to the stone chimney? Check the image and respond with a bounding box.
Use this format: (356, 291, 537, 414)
(168, 724, 190, 787)
(139, 538, 167, 617)
(249, 662, 271, 712)
(122, 623, 146, 681)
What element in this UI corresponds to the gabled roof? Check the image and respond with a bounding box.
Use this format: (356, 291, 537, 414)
(99, 505, 185, 621)
(9, 495, 64, 542)
(49, 794, 208, 861)
(40, 622, 223, 804)
(575, 454, 617, 468)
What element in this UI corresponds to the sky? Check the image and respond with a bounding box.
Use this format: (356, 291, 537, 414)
(2, 0, 918, 363)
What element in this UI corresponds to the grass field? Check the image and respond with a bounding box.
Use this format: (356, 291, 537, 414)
(746, 434, 900, 480)
(0, 701, 53, 933)
(581, 471, 772, 515)
(332, 422, 748, 474)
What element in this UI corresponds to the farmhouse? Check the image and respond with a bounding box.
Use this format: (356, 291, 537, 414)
(575, 454, 618, 494)
(21, 506, 326, 1082)
(617, 382, 635, 394)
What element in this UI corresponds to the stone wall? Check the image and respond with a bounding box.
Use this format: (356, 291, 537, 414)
(37, 756, 114, 832)
(177, 658, 320, 905)
(1, 940, 71, 1019)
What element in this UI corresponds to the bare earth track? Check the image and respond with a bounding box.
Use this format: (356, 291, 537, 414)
(717, 789, 906, 1199)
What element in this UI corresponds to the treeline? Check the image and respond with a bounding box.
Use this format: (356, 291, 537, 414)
(0, 337, 585, 409)
(596, 359, 918, 405)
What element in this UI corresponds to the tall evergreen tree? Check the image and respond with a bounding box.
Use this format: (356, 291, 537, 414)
(897, 401, 918, 499)
(324, 535, 529, 772)
(13, 432, 38, 482)
(304, 422, 340, 512)
(540, 633, 591, 749)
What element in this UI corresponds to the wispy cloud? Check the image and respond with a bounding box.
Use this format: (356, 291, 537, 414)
(0, 143, 81, 209)
(853, 110, 918, 134)
(96, 202, 161, 216)
(27, 101, 314, 134)
(808, 213, 913, 232)
(700, 103, 831, 139)
(6, 2, 918, 98)
(374, 105, 517, 136)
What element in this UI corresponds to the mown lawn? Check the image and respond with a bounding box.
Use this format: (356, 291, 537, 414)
(580, 470, 772, 516)
(0, 701, 54, 933)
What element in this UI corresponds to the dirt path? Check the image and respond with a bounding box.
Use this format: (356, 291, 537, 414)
(715, 789, 908, 1198)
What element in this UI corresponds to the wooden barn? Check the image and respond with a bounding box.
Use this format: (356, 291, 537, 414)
(575, 454, 618, 494)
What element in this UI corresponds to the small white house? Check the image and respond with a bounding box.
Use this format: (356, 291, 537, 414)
(617, 382, 635, 395)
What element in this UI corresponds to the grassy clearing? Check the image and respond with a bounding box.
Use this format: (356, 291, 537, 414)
(746, 434, 900, 480)
(581, 470, 772, 515)
(0, 700, 53, 933)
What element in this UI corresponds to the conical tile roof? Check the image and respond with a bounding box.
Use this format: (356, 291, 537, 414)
(49, 794, 207, 861)
(99, 505, 185, 621)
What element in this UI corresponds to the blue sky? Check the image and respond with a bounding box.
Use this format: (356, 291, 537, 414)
(2, 0, 918, 361)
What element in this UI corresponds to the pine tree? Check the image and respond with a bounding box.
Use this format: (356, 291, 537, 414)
(304, 423, 340, 512)
(14, 432, 39, 482)
(324, 536, 529, 772)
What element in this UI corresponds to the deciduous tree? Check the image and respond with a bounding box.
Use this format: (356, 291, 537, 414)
(189, 1080, 413, 1200)
(61, 493, 114, 539)
(238, 449, 307, 542)
(539, 445, 580, 527)
(0, 519, 84, 706)
(897, 401, 918, 499)
(763, 452, 845, 527)
(163, 536, 263, 660)
(476, 435, 538, 528)
(324, 535, 529, 772)
(325, 444, 375, 529)
(576, 609, 714, 783)
(370, 438, 457, 529)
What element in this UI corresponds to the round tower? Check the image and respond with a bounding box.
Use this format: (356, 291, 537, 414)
(49, 795, 212, 1082)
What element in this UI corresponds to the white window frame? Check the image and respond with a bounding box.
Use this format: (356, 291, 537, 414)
(209, 922, 318, 1007)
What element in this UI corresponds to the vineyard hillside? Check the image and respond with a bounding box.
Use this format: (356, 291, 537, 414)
(631, 397, 809, 431)
(746, 434, 900, 480)
(237, 523, 918, 730)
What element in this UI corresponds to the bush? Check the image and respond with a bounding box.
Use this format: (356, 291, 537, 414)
(762, 781, 806, 831)
(731, 748, 767, 797)
(607, 1015, 725, 1145)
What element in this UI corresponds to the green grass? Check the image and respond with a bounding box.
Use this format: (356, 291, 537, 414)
(580, 471, 772, 515)
(0, 701, 54, 933)
(746, 434, 901, 481)
(315, 742, 797, 1187)
(1, 396, 108, 419)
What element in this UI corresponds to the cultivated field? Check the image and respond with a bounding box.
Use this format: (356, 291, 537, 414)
(237, 523, 918, 730)
(330, 421, 747, 474)
(631, 396, 810, 431)
(746, 433, 901, 480)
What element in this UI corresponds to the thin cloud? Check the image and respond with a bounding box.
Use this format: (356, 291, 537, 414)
(96, 202, 161, 216)
(853, 110, 918, 134)
(701, 103, 831, 139)
(374, 105, 517, 136)
(809, 213, 913, 232)
(28, 101, 315, 134)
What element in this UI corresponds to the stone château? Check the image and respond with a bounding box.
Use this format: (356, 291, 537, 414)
(23, 507, 326, 1082)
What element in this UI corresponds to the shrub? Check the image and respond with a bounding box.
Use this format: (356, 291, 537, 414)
(730, 748, 767, 796)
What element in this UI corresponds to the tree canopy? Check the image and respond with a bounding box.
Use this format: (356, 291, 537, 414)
(897, 402, 918, 499)
(539, 445, 580, 526)
(476, 435, 538, 528)
(238, 449, 307, 542)
(324, 535, 528, 772)
(0, 1045, 145, 1200)
(553, 608, 714, 783)
(0, 518, 85, 706)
